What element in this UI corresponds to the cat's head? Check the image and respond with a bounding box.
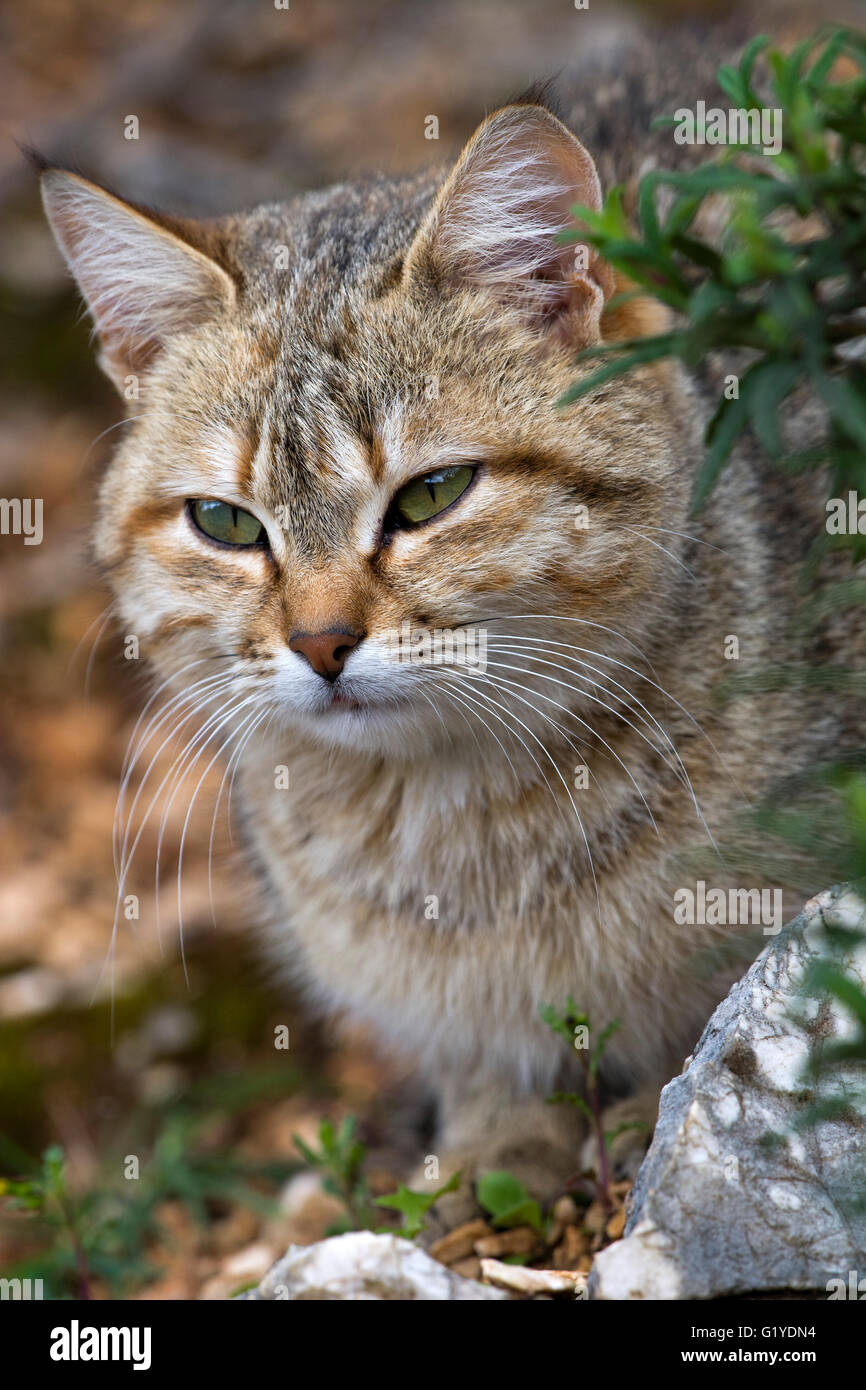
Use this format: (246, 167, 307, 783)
(40, 102, 696, 761)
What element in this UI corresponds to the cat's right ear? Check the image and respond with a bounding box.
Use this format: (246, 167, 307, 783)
(403, 103, 614, 348)
(39, 168, 236, 393)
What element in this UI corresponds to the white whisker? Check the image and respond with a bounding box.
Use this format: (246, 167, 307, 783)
(152, 690, 264, 952)
(114, 668, 242, 878)
(618, 526, 697, 580)
(174, 702, 271, 984)
(479, 663, 660, 836)
(487, 645, 686, 784)
(441, 670, 602, 915)
(488, 630, 729, 776)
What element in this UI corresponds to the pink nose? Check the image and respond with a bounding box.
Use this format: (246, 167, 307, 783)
(288, 629, 361, 681)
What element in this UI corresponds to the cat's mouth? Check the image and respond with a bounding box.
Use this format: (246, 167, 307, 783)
(329, 692, 363, 712)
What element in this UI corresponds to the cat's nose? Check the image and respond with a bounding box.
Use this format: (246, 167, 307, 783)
(288, 629, 362, 682)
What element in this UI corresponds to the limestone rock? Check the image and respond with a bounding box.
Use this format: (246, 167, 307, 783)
(244, 1231, 509, 1300)
(591, 886, 866, 1300)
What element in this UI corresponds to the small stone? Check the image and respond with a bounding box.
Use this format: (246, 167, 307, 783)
(198, 1275, 235, 1301)
(450, 1256, 482, 1280)
(474, 1226, 538, 1258)
(582, 1200, 608, 1234)
(552, 1195, 580, 1225)
(429, 1217, 491, 1265)
(551, 1225, 590, 1268)
(480, 1259, 587, 1297)
(223, 1242, 275, 1280)
(545, 1219, 564, 1248)
(274, 1172, 346, 1245)
(605, 1205, 626, 1240)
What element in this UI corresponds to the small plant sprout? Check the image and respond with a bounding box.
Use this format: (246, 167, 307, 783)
(293, 1119, 462, 1240)
(540, 998, 647, 1213)
(292, 1116, 376, 1235)
(374, 1171, 461, 1239)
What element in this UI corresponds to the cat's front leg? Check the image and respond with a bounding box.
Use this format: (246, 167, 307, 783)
(410, 1074, 586, 1233)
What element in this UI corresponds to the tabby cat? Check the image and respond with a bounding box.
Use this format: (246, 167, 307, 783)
(38, 17, 856, 1220)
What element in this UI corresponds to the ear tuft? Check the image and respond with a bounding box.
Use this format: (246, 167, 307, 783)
(20, 143, 54, 176)
(40, 170, 236, 392)
(409, 104, 613, 346)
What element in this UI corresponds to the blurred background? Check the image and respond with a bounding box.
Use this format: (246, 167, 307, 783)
(0, 0, 844, 1298)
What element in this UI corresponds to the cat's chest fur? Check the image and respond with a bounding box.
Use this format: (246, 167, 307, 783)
(237, 723, 727, 1090)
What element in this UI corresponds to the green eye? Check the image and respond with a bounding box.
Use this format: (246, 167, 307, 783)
(392, 465, 475, 526)
(190, 499, 265, 547)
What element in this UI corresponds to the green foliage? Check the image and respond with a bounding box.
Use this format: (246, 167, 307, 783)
(0, 1143, 65, 1213)
(374, 1171, 461, 1239)
(0, 1064, 300, 1298)
(0, 1144, 97, 1299)
(559, 24, 866, 1058)
(293, 1115, 375, 1234)
(540, 1000, 643, 1211)
(560, 26, 866, 527)
(800, 918, 866, 1101)
(788, 914, 866, 1219)
(538, 996, 582, 1047)
(294, 1120, 466, 1240)
(476, 1170, 544, 1234)
(540, 998, 622, 1087)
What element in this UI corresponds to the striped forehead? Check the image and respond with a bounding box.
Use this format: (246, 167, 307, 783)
(245, 390, 382, 560)
(253, 402, 373, 497)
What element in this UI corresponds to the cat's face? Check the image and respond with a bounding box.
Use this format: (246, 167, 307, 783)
(42, 105, 694, 762)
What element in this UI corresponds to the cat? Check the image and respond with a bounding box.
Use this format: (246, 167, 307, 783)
(36, 14, 860, 1226)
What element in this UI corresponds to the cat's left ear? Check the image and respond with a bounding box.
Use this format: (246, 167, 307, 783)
(405, 103, 614, 346)
(39, 168, 237, 392)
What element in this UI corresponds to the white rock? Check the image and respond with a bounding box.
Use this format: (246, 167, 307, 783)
(245, 1232, 509, 1300)
(480, 1259, 587, 1297)
(589, 1220, 683, 1301)
(591, 886, 866, 1300)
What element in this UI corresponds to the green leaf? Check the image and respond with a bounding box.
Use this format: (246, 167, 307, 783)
(291, 1134, 319, 1167)
(589, 1019, 622, 1078)
(318, 1119, 337, 1154)
(374, 1171, 461, 1239)
(813, 371, 866, 448)
(716, 63, 747, 107)
(476, 1171, 544, 1233)
(807, 29, 847, 89)
(739, 34, 772, 83)
(538, 1000, 575, 1044)
(691, 394, 748, 512)
(557, 334, 679, 407)
(743, 359, 802, 457)
(547, 1090, 593, 1121)
(605, 1121, 650, 1144)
